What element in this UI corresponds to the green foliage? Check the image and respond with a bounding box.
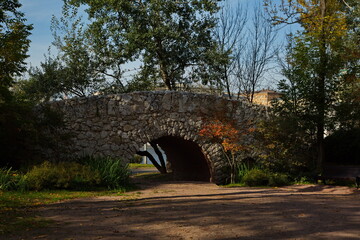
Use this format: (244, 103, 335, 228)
(129, 163, 155, 169)
(65, 0, 225, 90)
(294, 176, 314, 185)
(0, 167, 27, 192)
(268, 173, 289, 187)
(24, 47, 105, 101)
(123, 74, 157, 93)
(78, 156, 130, 190)
(241, 168, 290, 187)
(0, 0, 32, 101)
(0, 168, 18, 191)
(25, 162, 101, 191)
(16, 5, 109, 101)
(130, 155, 143, 164)
(242, 169, 270, 187)
(277, 32, 344, 125)
(1, 157, 130, 191)
(236, 162, 252, 183)
(0, 2, 69, 170)
(0, 1, 42, 170)
(255, 117, 315, 178)
(268, 0, 359, 173)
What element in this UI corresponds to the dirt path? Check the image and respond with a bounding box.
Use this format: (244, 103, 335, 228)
(6, 179, 360, 240)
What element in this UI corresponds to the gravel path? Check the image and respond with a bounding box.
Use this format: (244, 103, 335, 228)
(6, 180, 360, 240)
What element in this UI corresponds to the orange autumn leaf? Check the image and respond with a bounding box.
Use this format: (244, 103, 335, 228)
(199, 120, 254, 153)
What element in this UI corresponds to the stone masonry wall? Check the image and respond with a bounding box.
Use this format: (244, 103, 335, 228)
(47, 91, 266, 184)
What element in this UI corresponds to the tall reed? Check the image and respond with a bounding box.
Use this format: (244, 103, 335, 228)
(79, 156, 130, 190)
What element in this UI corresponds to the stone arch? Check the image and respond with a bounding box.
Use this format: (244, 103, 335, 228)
(46, 91, 266, 184)
(151, 135, 212, 181)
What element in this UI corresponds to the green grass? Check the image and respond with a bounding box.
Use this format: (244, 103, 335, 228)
(129, 163, 155, 169)
(222, 182, 274, 188)
(0, 189, 126, 235)
(222, 183, 246, 188)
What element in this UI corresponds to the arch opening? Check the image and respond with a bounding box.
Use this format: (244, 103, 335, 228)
(152, 136, 211, 182)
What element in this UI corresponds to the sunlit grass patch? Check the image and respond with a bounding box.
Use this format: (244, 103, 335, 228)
(129, 163, 155, 169)
(222, 183, 246, 188)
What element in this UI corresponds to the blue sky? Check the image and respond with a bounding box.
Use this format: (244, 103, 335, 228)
(21, 1, 64, 68)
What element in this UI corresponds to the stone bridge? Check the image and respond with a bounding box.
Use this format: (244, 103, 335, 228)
(47, 91, 266, 184)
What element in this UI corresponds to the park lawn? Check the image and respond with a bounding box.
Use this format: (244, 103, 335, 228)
(0, 190, 126, 235)
(129, 163, 155, 169)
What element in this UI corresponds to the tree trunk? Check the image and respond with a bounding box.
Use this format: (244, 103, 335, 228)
(150, 141, 167, 174)
(223, 66, 232, 99)
(316, 0, 327, 174)
(159, 62, 172, 90)
(230, 168, 236, 184)
(136, 150, 167, 174)
(155, 37, 173, 90)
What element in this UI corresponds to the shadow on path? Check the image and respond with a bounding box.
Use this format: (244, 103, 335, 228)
(5, 182, 360, 240)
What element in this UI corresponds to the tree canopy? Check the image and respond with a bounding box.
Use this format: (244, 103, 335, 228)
(0, 0, 32, 101)
(64, 0, 225, 91)
(266, 0, 359, 171)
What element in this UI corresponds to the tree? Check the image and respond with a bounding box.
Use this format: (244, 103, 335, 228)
(199, 119, 254, 184)
(25, 51, 106, 101)
(0, 0, 32, 101)
(0, 0, 33, 166)
(235, 4, 279, 102)
(0, 1, 65, 168)
(65, 0, 225, 90)
(19, 6, 109, 101)
(213, 2, 279, 101)
(334, 0, 360, 129)
(21, 4, 159, 101)
(212, 1, 247, 99)
(16, 55, 65, 102)
(137, 141, 167, 174)
(265, 0, 354, 172)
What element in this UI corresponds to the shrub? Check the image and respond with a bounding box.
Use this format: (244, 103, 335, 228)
(2, 157, 130, 191)
(242, 169, 270, 186)
(294, 176, 313, 184)
(236, 162, 252, 183)
(0, 168, 16, 190)
(254, 118, 315, 178)
(78, 156, 130, 190)
(241, 168, 290, 187)
(131, 155, 142, 164)
(15, 174, 28, 192)
(268, 173, 289, 187)
(25, 162, 101, 191)
(0, 167, 27, 191)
